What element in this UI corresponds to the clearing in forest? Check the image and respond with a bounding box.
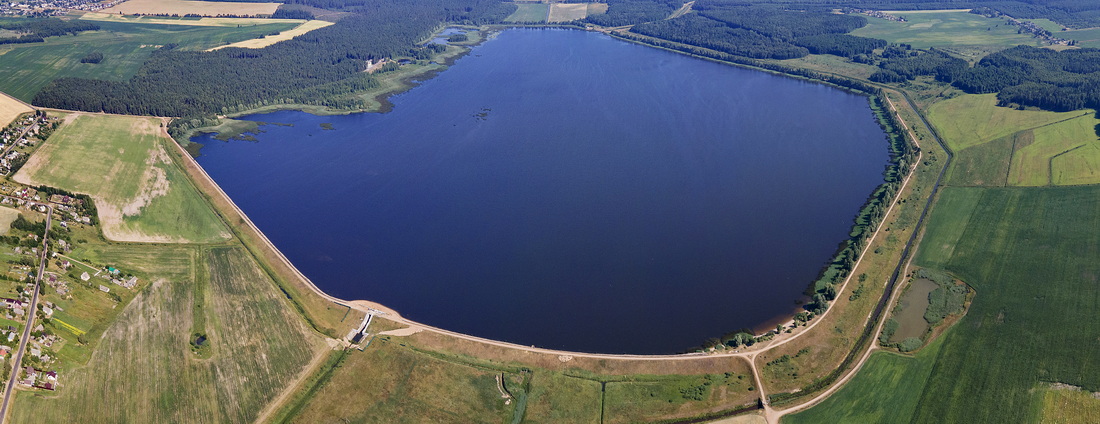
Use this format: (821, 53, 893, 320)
(548, 3, 589, 22)
(851, 10, 1041, 49)
(13, 113, 230, 243)
(208, 20, 334, 50)
(101, 0, 280, 17)
(505, 3, 550, 23)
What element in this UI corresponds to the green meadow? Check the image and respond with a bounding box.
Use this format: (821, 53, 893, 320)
(851, 10, 1042, 49)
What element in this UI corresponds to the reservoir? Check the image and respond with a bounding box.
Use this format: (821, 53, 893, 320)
(193, 28, 889, 354)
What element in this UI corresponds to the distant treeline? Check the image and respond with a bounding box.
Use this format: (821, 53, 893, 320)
(951, 46, 1100, 111)
(0, 18, 99, 45)
(631, 5, 886, 60)
(32, 0, 513, 120)
(583, 0, 683, 26)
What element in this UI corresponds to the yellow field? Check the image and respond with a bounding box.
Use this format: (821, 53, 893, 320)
(13, 113, 231, 243)
(1041, 386, 1100, 424)
(0, 92, 32, 128)
(208, 20, 333, 50)
(101, 0, 280, 17)
(548, 3, 589, 22)
(80, 11, 300, 27)
(927, 94, 1083, 151)
(0, 206, 19, 235)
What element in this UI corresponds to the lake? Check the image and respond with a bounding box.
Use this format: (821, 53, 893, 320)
(193, 28, 889, 354)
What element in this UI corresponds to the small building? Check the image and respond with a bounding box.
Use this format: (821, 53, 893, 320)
(80, 272, 90, 282)
(98, 285, 110, 293)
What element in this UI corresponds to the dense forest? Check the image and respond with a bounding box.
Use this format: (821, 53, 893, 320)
(951, 46, 1100, 111)
(632, 5, 886, 60)
(32, 0, 514, 120)
(0, 18, 98, 45)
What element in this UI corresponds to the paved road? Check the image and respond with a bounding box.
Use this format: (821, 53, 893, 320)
(0, 201, 51, 424)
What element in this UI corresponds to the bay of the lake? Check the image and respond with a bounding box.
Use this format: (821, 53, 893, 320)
(193, 28, 889, 354)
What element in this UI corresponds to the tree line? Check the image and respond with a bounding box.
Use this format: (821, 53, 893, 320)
(630, 5, 886, 60)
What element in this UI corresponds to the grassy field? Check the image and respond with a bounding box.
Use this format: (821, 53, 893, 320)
(1009, 114, 1100, 186)
(1039, 385, 1100, 423)
(926, 94, 1083, 152)
(505, 3, 549, 23)
(284, 338, 519, 423)
(0, 206, 20, 235)
(548, 3, 589, 22)
(799, 185, 1100, 423)
(14, 113, 230, 243)
(209, 20, 333, 50)
(603, 373, 756, 424)
(784, 335, 948, 424)
(850, 10, 1042, 49)
(0, 20, 297, 101)
(906, 186, 1100, 422)
(0, 92, 31, 128)
(946, 132, 1015, 186)
(102, 0, 280, 16)
(15, 245, 325, 423)
(524, 371, 602, 423)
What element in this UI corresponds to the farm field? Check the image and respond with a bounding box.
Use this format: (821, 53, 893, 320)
(1039, 385, 1100, 423)
(926, 94, 1084, 152)
(548, 3, 588, 22)
(505, 3, 549, 23)
(946, 132, 1015, 186)
(1009, 114, 1100, 186)
(14, 245, 326, 423)
(102, 0, 280, 17)
(0, 92, 31, 128)
(208, 19, 333, 50)
(906, 186, 1100, 422)
(283, 337, 519, 423)
(79, 12, 304, 27)
(798, 185, 1100, 422)
(13, 113, 230, 243)
(784, 335, 947, 424)
(0, 206, 20, 234)
(0, 20, 298, 101)
(851, 10, 1042, 48)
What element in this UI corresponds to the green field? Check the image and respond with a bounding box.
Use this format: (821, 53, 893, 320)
(15, 246, 325, 423)
(14, 114, 230, 243)
(505, 3, 549, 23)
(1039, 386, 1100, 423)
(927, 94, 1083, 152)
(851, 11, 1042, 49)
(784, 335, 948, 424)
(603, 373, 755, 424)
(796, 185, 1100, 422)
(0, 20, 297, 101)
(285, 338, 519, 423)
(524, 371, 602, 423)
(1009, 114, 1100, 186)
(947, 132, 1015, 186)
(1060, 28, 1100, 49)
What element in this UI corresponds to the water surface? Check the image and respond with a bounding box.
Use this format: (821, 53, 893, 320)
(194, 28, 889, 354)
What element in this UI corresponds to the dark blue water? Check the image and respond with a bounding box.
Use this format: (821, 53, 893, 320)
(194, 28, 889, 354)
